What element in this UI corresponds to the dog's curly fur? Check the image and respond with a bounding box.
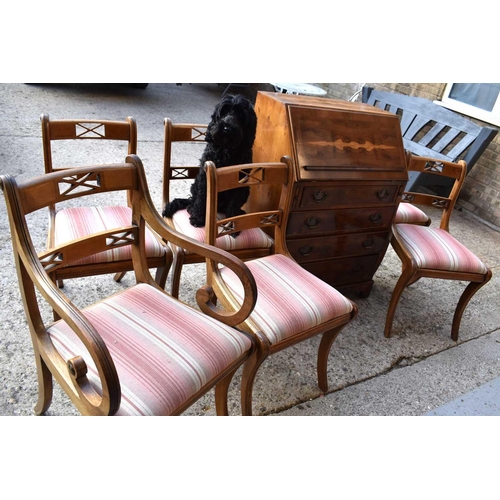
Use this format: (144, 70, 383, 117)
(162, 94, 257, 235)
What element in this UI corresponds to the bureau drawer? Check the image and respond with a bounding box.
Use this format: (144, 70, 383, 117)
(288, 231, 389, 263)
(301, 255, 381, 287)
(287, 206, 396, 236)
(296, 184, 400, 209)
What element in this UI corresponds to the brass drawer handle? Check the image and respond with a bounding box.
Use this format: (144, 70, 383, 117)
(312, 190, 328, 203)
(369, 212, 383, 224)
(299, 244, 314, 256)
(363, 238, 375, 248)
(376, 188, 390, 200)
(305, 216, 320, 228)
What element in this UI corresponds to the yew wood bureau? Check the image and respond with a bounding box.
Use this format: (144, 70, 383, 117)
(250, 91, 408, 297)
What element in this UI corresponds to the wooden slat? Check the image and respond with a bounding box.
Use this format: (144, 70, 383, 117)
(430, 128, 461, 154)
(419, 122, 446, 147)
(447, 134, 476, 161)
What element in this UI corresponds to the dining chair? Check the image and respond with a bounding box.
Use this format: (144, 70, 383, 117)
(40, 113, 169, 288)
(204, 157, 358, 415)
(0, 155, 257, 416)
(385, 154, 492, 340)
(162, 117, 274, 297)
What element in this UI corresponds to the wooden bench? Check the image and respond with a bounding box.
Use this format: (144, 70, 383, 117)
(362, 86, 498, 196)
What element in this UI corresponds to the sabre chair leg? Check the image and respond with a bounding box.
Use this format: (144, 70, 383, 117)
(451, 272, 492, 341)
(317, 327, 344, 393)
(158, 246, 174, 289)
(34, 353, 53, 415)
(114, 271, 126, 282)
(154, 265, 169, 289)
(215, 367, 238, 416)
(169, 250, 185, 299)
(241, 348, 268, 416)
(384, 268, 416, 338)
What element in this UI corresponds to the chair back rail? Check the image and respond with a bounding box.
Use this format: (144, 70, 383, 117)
(41, 114, 137, 174)
(21, 166, 136, 214)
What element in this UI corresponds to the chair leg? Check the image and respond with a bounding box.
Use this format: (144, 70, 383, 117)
(34, 353, 53, 415)
(451, 272, 492, 341)
(215, 367, 238, 416)
(153, 246, 173, 290)
(169, 249, 185, 299)
(384, 268, 415, 338)
(240, 348, 268, 416)
(317, 326, 344, 392)
(114, 271, 126, 282)
(154, 266, 169, 289)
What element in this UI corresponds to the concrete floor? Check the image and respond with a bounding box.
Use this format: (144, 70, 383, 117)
(0, 83, 499, 417)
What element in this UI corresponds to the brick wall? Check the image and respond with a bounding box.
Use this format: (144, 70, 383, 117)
(315, 83, 500, 230)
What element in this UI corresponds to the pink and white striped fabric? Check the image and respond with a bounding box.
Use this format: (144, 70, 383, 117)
(394, 203, 430, 225)
(395, 224, 488, 274)
(47, 284, 252, 415)
(219, 254, 354, 345)
(54, 206, 165, 264)
(171, 209, 273, 253)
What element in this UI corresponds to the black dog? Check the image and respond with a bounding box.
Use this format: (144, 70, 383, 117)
(162, 94, 257, 235)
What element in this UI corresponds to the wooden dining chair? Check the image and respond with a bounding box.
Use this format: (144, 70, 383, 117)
(40, 113, 169, 288)
(162, 118, 274, 297)
(0, 155, 257, 416)
(385, 154, 492, 341)
(203, 157, 358, 415)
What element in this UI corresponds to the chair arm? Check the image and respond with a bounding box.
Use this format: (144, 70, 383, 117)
(29, 248, 121, 416)
(129, 155, 258, 327)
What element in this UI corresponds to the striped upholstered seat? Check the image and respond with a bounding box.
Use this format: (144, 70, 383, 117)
(171, 209, 274, 253)
(220, 254, 354, 346)
(394, 224, 488, 274)
(54, 206, 165, 265)
(394, 203, 430, 225)
(47, 284, 252, 416)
